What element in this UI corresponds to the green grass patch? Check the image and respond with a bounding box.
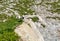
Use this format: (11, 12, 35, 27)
(0, 16, 23, 41)
(31, 17, 39, 22)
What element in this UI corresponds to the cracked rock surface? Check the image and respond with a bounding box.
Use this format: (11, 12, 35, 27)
(33, 0, 60, 41)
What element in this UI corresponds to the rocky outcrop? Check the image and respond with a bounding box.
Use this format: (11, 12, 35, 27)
(15, 22, 44, 41)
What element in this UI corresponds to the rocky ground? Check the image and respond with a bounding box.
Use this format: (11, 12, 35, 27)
(15, 22, 44, 41)
(33, 0, 60, 41)
(0, 0, 60, 41)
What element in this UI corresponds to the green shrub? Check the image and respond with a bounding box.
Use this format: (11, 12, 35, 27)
(31, 17, 39, 22)
(0, 31, 19, 41)
(0, 17, 23, 41)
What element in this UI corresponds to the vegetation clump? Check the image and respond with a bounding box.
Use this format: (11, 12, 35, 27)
(12, 0, 35, 15)
(46, 16, 60, 20)
(41, 24, 46, 28)
(31, 17, 39, 22)
(0, 16, 23, 41)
